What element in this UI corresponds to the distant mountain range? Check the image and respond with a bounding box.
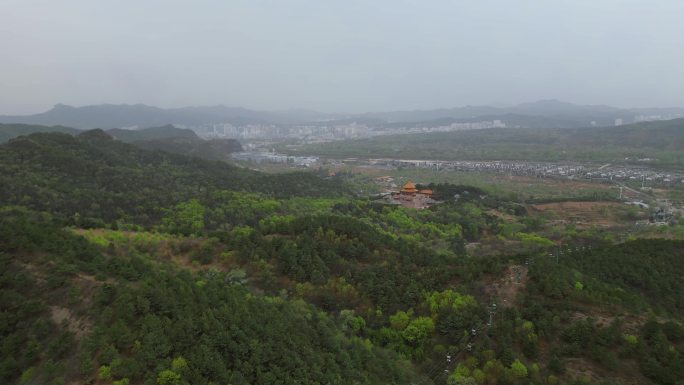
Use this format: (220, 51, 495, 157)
(2, 100, 684, 130)
(366, 100, 684, 127)
(0, 104, 335, 130)
(0, 123, 197, 144)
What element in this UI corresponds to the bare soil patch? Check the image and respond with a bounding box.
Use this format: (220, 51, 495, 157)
(483, 264, 529, 308)
(49, 306, 93, 339)
(529, 201, 624, 228)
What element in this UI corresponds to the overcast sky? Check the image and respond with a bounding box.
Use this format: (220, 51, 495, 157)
(1, 0, 683, 114)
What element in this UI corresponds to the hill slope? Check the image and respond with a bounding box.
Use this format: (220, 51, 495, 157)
(2, 124, 684, 385)
(0, 123, 80, 143)
(107, 125, 243, 161)
(0, 103, 336, 129)
(0, 130, 346, 225)
(0, 209, 421, 385)
(1, 123, 244, 163)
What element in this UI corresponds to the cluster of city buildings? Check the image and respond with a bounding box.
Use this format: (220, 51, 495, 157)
(200, 123, 366, 140)
(230, 151, 318, 167)
(419, 120, 506, 131)
(176, 110, 683, 142)
(633, 113, 683, 122)
(372, 120, 506, 136)
(186, 119, 508, 142)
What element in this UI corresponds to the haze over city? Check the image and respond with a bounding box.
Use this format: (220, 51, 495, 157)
(2, 0, 684, 115)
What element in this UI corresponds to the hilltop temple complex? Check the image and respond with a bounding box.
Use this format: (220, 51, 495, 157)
(388, 181, 437, 209)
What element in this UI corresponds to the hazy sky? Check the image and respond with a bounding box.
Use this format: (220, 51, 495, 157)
(1, 0, 683, 114)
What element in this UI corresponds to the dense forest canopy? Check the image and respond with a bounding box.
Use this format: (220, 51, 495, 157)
(1, 128, 683, 385)
(0, 131, 347, 225)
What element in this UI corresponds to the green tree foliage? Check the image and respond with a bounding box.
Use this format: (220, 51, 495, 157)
(402, 317, 435, 343)
(0, 132, 349, 226)
(635, 320, 684, 385)
(510, 359, 528, 378)
(558, 240, 684, 316)
(0, 210, 422, 385)
(425, 290, 476, 316)
(162, 199, 206, 236)
(157, 370, 182, 385)
(2, 130, 684, 385)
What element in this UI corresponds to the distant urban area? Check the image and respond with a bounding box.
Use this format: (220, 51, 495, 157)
(193, 112, 682, 142)
(196, 119, 508, 141)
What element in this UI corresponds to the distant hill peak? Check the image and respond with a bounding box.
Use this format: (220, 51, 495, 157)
(78, 128, 114, 141)
(2, 101, 683, 130)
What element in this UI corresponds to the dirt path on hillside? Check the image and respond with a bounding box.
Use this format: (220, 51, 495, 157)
(485, 264, 529, 308)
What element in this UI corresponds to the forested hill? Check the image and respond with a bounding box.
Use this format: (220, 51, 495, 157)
(107, 125, 244, 161)
(0, 130, 348, 225)
(0, 123, 80, 143)
(0, 103, 335, 128)
(0, 208, 421, 385)
(1, 123, 199, 144)
(1, 123, 244, 163)
(130, 137, 244, 162)
(2, 129, 684, 384)
(2, 123, 684, 385)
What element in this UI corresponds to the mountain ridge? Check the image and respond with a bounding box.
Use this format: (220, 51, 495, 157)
(3, 100, 684, 129)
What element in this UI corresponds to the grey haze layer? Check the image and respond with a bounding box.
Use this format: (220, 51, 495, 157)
(1, 0, 683, 114)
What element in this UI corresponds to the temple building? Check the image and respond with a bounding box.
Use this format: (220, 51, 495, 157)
(388, 181, 437, 209)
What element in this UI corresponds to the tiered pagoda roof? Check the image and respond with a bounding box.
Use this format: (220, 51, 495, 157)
(401, 181, 417, 194)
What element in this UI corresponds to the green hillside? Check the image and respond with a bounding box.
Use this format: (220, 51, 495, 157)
(1, 130, 683, 385)
(131, 137, 243, 163)
(0, 123, 80, 143)
(1, 123, 243, 164)
(108, 125, 243, 162)
(0, 130, 347, 226)
(0, 209, 420, 385)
